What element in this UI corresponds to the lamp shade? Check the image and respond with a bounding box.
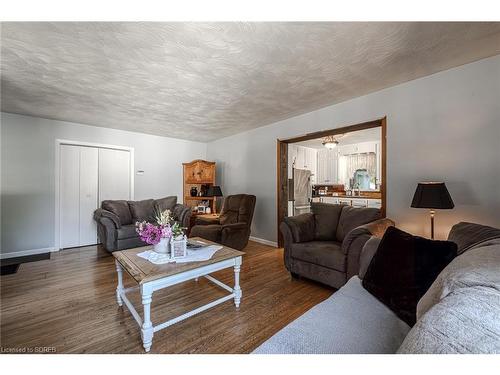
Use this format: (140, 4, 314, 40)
(207, 185, 223, 197)
(411, 182, 454, 209)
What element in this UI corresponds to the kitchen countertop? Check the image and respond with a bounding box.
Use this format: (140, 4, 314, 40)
(312, 194, 381, 200)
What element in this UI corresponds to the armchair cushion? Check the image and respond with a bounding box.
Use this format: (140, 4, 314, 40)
(128, 199, 155, 222)
(311, 203, 343, 240)
(336, 206, 381, 242)
(219, 194, 255, 225)
(291, 241, 345, 271)
(195, 216, 221, 225)
(155, 196, 177, 213)
(190, 224, 222, 243)
(102, 200, 132, 225)
(284, 213, 315, 243)
(117, 224, 138, 240)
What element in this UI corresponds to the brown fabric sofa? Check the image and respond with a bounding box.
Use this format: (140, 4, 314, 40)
(281, 203, 394, 288)
(93, 196, 191, 252)
(190, 194, 256, 250)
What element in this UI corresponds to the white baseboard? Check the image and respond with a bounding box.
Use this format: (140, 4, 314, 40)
(1, 247, 58, 260)
(249, 236, 278, 248)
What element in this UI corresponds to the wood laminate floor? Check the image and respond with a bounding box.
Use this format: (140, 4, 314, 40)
(0, 241, 333, 354)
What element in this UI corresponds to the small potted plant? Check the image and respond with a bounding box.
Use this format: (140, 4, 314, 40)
(135, 209, 174, 254)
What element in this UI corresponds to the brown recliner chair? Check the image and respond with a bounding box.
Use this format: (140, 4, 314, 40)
(281, 202, 394, 289)
(190, 194, 256, 250)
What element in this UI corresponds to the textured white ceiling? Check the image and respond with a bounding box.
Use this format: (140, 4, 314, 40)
(2, 22, 500, 142)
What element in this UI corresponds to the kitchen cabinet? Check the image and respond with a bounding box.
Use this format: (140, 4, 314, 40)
(317, 149, 338, 184)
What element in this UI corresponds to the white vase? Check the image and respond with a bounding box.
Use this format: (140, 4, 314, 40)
(153, 237, 170, 254)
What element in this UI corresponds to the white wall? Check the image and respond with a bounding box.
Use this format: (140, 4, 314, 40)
(207, 54, 500, 243)
(1, 113, 206, 255)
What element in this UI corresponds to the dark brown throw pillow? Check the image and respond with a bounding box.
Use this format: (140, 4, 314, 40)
(362, 226, 457, 326)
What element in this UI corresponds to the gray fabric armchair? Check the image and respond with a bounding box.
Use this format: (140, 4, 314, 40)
(190, 194, 256, 250)
(281, 203, 394, 288)
(93, 196, 191, 252)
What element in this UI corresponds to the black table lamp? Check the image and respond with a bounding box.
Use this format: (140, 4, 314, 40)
(207, 186, 223, 214)
(411, 182, 454, 239)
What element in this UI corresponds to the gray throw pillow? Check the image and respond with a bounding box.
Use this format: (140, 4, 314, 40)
(102, 200, 132, 225)
(128, 199, 155, 223)
(155, 196, 177, 213)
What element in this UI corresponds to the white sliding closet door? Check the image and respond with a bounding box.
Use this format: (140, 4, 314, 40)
(60, 145, 81, 248)
(98, 148, 131, 203)
(79, 147, 99, 246)
(60, 145, 99, 248)
(60, 144, 131, 249)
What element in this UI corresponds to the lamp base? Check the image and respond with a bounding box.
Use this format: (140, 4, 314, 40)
(430, 209, 435, 239)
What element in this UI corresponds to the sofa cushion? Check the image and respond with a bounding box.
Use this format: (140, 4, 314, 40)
(117, 224, 139, 240)
(416, 242, 500, 320)
(219, 194, 256, 226)
(448, 221, 500, 255)
(284, 213, 315, 243)
(311, 203, 343, 241)
(128, 199, 155, 222)
(290, 241, 345, 271)
(362, 226, 457, 326)
(154, 196, 177, 213)
(398, 284, 500, 354)
(336, 206, 381, 242)
(398, 243, 500, 354)
(102, 200, 133, 225)
(253, 276, 411, 354)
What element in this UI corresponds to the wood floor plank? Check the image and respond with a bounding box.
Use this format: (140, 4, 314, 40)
(0, 241, 333, 353)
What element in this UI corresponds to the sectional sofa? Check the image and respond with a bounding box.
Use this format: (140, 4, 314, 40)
(254, 222, 500, 354)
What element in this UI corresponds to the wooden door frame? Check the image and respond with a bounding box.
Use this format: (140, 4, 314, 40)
(276, 117, 387, 247)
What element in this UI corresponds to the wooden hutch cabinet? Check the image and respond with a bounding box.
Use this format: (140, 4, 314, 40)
(182, 159, 216, 214)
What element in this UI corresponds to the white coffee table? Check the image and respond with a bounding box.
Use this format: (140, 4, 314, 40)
(113, 237, 244, 352)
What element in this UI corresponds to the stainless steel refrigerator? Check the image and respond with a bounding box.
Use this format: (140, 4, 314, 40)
(290, 168, 312, 216)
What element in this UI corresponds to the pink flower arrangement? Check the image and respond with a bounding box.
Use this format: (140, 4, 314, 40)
(135, 221, 172, 245)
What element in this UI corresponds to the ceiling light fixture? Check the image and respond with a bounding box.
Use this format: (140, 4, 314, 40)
(322, 134, 343, 149)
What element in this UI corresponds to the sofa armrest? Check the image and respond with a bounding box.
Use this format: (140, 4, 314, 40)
(283, 213, 315, 243)
(342, 218, 394, 280)
(279, 221, 294, 270)
(172, 203, 192, 228)
(94, 208, 121, 229)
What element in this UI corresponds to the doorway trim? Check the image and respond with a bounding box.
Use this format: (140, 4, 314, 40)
(54, 139, 135, 251)
(276, 117, 387, 247)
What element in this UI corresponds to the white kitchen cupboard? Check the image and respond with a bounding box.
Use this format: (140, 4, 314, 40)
(59, 144, 132, 249)
(317, 149, 338, 184)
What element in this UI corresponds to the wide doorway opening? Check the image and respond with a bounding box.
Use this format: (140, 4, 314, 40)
(277, 118, 386, 246)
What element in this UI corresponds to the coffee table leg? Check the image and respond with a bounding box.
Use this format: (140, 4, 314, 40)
(115, 260, 124, 307)
(141, 288, 154, 352)
(233, 258, 242, 308)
